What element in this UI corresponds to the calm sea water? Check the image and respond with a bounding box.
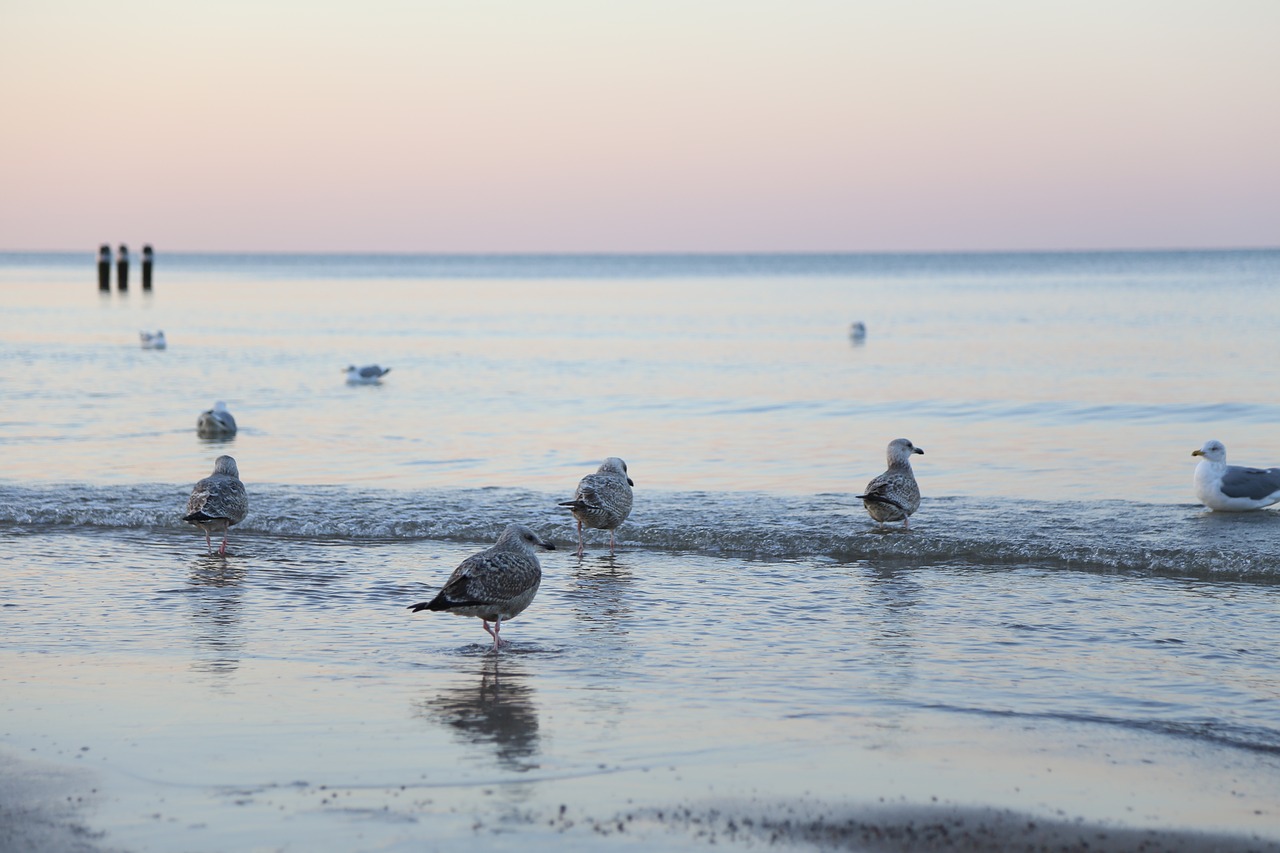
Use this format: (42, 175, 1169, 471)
(1, 250, 1278, 851)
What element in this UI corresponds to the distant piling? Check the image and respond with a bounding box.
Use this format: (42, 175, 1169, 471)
(142, 244, 154, 291)
(97, 244, 111, 291)
(116, 244, 130, 291)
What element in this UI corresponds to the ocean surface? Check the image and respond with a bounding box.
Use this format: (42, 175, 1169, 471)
(1, 249, 1278, 851)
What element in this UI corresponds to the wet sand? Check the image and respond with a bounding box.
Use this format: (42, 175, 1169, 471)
(550, 800, 1280, 852)
(0, 752, 121, 853)
(3, 748, 1276, 853)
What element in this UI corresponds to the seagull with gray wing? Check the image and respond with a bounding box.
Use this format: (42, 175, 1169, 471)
(1191, 440, 1280, 511)
(196, 401, 237, 438)
(346, 364, 391, 384)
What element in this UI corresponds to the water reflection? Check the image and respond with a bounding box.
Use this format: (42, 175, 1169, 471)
(186, 555, 246, 681)
(861, 565, 924, 692)
(413, 656, 541, 772)
(567, 555, 637, 639)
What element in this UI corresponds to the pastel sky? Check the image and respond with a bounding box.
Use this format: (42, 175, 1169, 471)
(2, 0, 1277, 252)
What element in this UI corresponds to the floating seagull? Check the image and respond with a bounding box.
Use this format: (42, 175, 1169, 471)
(1191, 440, 1280, 512)
(559, 457, 635, 557)
(849, 321, 867, 343)
(139, 330, 166, 350)
(408, 524, 555, 651)
(857, 438, 924, 529)
(183, 455, 249, 555)
(346, 364, 391, 384)
(196, 401, 237, 438)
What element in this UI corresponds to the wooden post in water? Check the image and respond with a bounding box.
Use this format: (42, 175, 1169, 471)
(97, 245, 111, 291)
(142, 244, 154, 291)
(116, 244, 129, 291)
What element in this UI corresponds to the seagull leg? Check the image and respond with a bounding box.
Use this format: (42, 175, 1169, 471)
(576, 518, 585, 558)
(609, 529, 616, 556)
(482, 620, 497, 643)
(203, 528, 213, 555)
(219, 529, 229, 555)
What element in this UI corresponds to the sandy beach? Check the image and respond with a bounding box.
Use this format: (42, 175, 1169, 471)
(3, 746, 1277, 852)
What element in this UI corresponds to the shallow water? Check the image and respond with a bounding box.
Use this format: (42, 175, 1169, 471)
(2, 527, 1278, 850)
(2, 251, 1280, 850)
(3, 250, 1280, 500)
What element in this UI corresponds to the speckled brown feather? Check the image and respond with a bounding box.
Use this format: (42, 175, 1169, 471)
(857, 439, 923, 526)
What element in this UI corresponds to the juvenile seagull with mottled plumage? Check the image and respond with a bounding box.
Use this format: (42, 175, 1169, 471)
(1191, 440, 1280, 512)
(183, 455, 248, 555)
(559, 457, 634, 556)
(857, 438, 924, 529)
(408, 524, 555, 651)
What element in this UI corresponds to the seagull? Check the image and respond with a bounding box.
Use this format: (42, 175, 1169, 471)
(1191, 440, 1280, 512)
(857, 438, 924, 529)
(849, 321, 867, 343)
(196, 401, 237, 438)
(139, 330, 166, 350)
(346, 364, 391, 384)
(183, 455, 249, 555)
(559, 457, 635, 557)
(408, 524, 555, 651)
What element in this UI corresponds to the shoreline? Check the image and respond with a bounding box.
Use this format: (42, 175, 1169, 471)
(2, 748, 1276, 853)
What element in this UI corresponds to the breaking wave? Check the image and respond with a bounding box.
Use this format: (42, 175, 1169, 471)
(1, 482, 1277, 580)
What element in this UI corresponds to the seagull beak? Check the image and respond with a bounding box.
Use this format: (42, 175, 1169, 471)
(914, 447, 925, 455)
(627, 477, 635, 486)
(541, 540, 556, 551)
(1191, 449, 1204, 457)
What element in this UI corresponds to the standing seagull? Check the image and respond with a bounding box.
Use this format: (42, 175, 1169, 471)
(559, 457, 634, 556)
(408, 524, 555, 651)
(1191, 440, 1280, 511)
(857, 438, 925, 529)
(196, 401, 237, 438)
(183, 455, 249, 555)
(346, 364, 391, 384)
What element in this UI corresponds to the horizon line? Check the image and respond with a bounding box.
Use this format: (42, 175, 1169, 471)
(3, 245, 1278, 257)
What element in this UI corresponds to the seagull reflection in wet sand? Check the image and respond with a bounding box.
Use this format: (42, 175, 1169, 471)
(567, 556, 637, 639)
(187, 555, 247, 679)
(412, 657, 540, 772)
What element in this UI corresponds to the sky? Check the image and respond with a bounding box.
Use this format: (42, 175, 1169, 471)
(2, 0, 1278, 253)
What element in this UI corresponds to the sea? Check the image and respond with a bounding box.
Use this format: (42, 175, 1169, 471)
(1, 249, 1278, 851)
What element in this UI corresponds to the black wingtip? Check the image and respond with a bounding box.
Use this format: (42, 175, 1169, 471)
(409, 599, 445, 612)
(857, 494, 908, 512)
(410, 593, 483, 613)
